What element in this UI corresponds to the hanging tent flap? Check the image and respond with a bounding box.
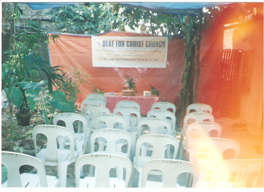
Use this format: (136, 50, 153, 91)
(48, 31, 185, 110)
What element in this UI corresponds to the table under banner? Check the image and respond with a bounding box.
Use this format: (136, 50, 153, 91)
(104, 92, 160, 116)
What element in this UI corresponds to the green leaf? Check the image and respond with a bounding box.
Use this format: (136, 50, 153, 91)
(51, 90, 68, 103)
(3, 50, 10, 55)
(18, 80, 47, 91)
(1, 165, 7, 183)
(4, 86, 23, 108)
(156, 13, 175, 25)
(50, 90, 76, 112)
(25, 89, 39, 111)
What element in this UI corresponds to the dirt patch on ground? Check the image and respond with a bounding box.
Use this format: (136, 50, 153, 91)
(1, 106, 45, 154)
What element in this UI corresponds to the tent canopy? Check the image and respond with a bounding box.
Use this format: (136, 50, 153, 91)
(25, 2, 231, 15)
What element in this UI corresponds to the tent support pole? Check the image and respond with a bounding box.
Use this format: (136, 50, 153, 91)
(176, 12, 202, 128)
(193, 10, 202, 103)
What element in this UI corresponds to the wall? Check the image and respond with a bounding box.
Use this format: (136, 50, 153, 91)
(233, 18, 263, 129)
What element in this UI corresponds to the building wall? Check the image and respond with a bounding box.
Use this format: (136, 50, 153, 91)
(233, 18, 263, 129)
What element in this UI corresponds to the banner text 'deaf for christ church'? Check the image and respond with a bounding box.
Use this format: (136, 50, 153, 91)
(92, 36, 168, 68)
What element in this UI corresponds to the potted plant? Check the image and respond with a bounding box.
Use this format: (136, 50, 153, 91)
(122, 76, 136, 96)
(2, 49, 64, 126)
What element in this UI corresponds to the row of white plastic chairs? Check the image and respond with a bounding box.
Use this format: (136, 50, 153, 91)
(178, 103, 263, 188)
(2, 149, 202, 188)
(1, 123, 193, 188)
(2, 133, 262, 188)
(1, 97, 262, 188)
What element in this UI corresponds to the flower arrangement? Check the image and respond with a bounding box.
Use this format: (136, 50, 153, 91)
(122, 76, 136, 96)
(123, 76, 135, 90)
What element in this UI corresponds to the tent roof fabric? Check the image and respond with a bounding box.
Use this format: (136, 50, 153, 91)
(24, 2, 231, 15)
(24, 3, 78, 10)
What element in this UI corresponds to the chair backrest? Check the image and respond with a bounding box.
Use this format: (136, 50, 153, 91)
(209, 159, 263, 188)
(90, 128, 132, 157)
(91, 113, 128, 131)
(189, 138, 240, 165)
(53, 113, 90, 138)
(75, 153, 132, 187)
(80, 98, 106, 114)
(116, 100, 140, 112)
(183, 112, 214, 135)
(151, 102, 176, 114)
(86, 93, 107, 103)
(137, 117, 172, 136)
(2, 151, 48, 187)
(32, 125, 76, 164)
(113, 106, 141, 131)
(82, 104, 110, 124)
(185, 122, 222, 140)
(141, 159, 200, 187)
(184, 122, 222, 151)
(186, 103, 212, 114)
(134, 134, 179, 163)
(147, 109, 176, 130)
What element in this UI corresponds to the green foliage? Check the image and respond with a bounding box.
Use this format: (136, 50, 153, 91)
(123, 76, 135, 90)
(3, 86, 23, 109)
(1, 165, 7, 183)
(18, 80, 48, 111)
(91, 84, 104, 94)
(2, 49, 64, 113)
(151, 86, 159, 96)
(46, 3, 124, 35)
(46, 3, 186, 39)
(50, 90, 77, 112)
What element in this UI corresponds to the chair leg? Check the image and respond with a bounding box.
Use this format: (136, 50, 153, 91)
(58, 162, 69, 187)
(116, 166, 123, 180)
(128, 167, 136, 187)
(178, 133, 184, 160)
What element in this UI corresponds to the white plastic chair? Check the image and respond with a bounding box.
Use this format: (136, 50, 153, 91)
(113, 106, 141, 132)
(82, 104, 110, 128)
(53, 113, 90, 156)
(1, 151, 60, 187)
(116, 100, 140, 112)
(80, 98, 106, 115)
(151, 102, 176, 114)
(137, 117, 172, 137)
(140, 159, 200, 188)
(75, 153, 132, 187)
(90, 128, 132, 159)
(186, 103, 212, 114)
(188, 137, 240, 185)
(183, 122, 222, 159)
(91, 113, 128, 131)
(85, 93, 107, 104)
(32, 125, 78, 187)
(189, 137, 240, 163)
(113, 106, 141, 159)
(90, 128, 133, 179)
(178, 112, 215, 159)
(201, 159, 263, 188)
(137, 117, 173, 158)
(132, 134, 179, 187)
(91, 113, 128, 157)
(182, 112, 215, 136)
(147, 109, 176, 135)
